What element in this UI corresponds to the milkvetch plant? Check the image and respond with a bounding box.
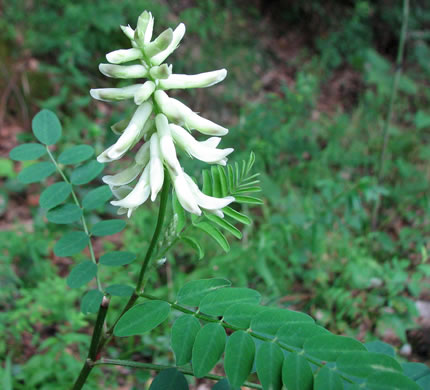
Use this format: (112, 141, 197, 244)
(9, 9, 429, 390)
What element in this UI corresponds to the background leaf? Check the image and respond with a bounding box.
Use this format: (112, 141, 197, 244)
(99, 251, 136, 266)
(82, 185, 112, 210)
(18, 162, 56, 184)
(80, 290, 103, 314)
(114, 300, 171, 337)
(53, 231, 89, 257)
(195, 222, 230, 252)
(176, 278, 231, 306)
(58, 145, 94, 165)
(46, 203, 82, 224)
(149, 368, 189, 390)
(91, 219, 126, 236)
(70, 160, 104, 185)
(39, 182, 72, 209)
(10, 143, 46, 161)
(66, 260, 98, 288)
(105, 284, 134, 297)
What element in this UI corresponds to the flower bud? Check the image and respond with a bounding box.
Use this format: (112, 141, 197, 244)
(155, 113, 181, 175)
(135, 11, 154, 46)
(149, 64, 172, 80)
(154, 90, 228, 136)
(102, 164, 143, 186)
(120, 25, 135, 40)
(99, 64, 148, 79)
(170, 124, 233, 165)
(134, 81, 156, 105)
(144, 28, 173, 58)
(106, 48, 143, 64)
(151, 23, 186, 66)
(159, 69, 227, 90)
(149, 133, 164, 201)
(90, 84, 143, 102)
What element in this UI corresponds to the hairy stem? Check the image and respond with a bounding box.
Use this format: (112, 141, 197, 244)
(94, 358, 263, 389)
(371, 0, 409, 229)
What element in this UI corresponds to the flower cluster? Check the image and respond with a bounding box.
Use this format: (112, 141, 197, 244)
(91, 11, 235, 217)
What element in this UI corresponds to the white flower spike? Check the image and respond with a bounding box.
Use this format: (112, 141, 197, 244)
(91, 10, 234, 217)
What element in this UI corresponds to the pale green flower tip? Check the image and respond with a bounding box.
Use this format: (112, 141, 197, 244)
(149, 64, 172, 80)
(90, 84, 143, 102)
(136, 11, 154, 45)
(99, 63, 148, 79)
(111, 118, 129, 135)
(120, 24, 135, 40)
(159, 69, 228, 90)
(151, 23, 186, 65)
(134, 81, 156, 105)
(144, 28, 173, 58)
(106, 48, 143, 64)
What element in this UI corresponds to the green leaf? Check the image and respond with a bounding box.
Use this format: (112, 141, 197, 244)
(54, 231, 89, 257)
(195, 222, 229, 252)
(234, 195, 263, 205)
(172, 192, 186, 234)
(251, 308, 314, 338)
(91, 219, 126, 236)
(211, 166, 222, 197)
(181, 236, 204, 260)
(365, 341, 395, 357)
(70, 160, 104, 185)
(99, 251, 136, 266)
(276, 323, 330, 348)
(172, 315, 201, 365)
(82, 185, 112, 210)
(366, 372, 422, 390)
(205, 214, 242, 239)
(402, 362, 430, 382)
(213, 379, 233, 390)
(304, 335, 366, 362)
(32, 109, 62, 145)
(314, 366, 343, 390)
(337, 351, 402, 378)
(149, 368, 189, 390)
(67, 260, 98, 288)
(255, 342, 284, 390)
(46, 203, 82, 224)
(3, 355, 12, 390)
(17, 161, 56, 183)
(223, 207, 251, 225)
(39, 182, 72, 209)
(105, 284, 134, 297)
(58, 145, 94, 165)
(224, 330, 255, 388)
(192, 323, 226, 378)
(81, 290, 103, 314)
(200, 287, 261, 316)
(217, 166, 228, 197)
(10, 143, 46, 161)
(176, 278, 231, 306)
(202, 169, 213, 195)
(282, 352, 313, 390)
(114, 300, 171, 337)
(224, 303, 269, 329)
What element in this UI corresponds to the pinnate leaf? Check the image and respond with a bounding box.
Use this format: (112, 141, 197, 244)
(314, 366, 343, 390)
(10, 143, 46, 161)
(105, 284, 134, 297)
(82, 185, 112, 210)
(282, 353, 313, 390)
(192, 323, 226, 378)
(366, 372, 422, 390)
(91, 219, 125, 236)
(70, 160, 104, 185)
(18, 162, 56, 183)
(224, 303, 269, 329)
(81, 290, 103, 314)
(195, 222, 229, 252)
(149, 368, 189, 390)
(46, 203, 82, 224)
(54, 231, 89, 257)
(58, 145, 94, 165)
(172, 315, 201, 365)
(39, 182, 72, 209)
(224, 330, 255, 388)
(199, 287, 261, 316)
(181, 236, 204, 260)
(276, 322, 330, 348)
(176, 278, 231, 306)
(99, 251, 136, 266)
(114, 300, 170, 337)
(32, 109, 62, 145)
(67, 260, 97, 288)
(255, 342, 284, 390)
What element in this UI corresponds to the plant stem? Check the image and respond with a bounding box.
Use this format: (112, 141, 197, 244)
(371, 0, 409, 229)
(94, 358, 263, 389)
(45, 146, 102, 291)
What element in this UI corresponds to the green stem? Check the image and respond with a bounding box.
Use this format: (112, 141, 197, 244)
(94, 358, 263, 389)
(371, 0, 409, 229)
(45, 146, 102, 291)
(139, 293, 353, 383)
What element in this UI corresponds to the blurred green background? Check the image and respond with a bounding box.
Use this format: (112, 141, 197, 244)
(2, 0, 430, 388)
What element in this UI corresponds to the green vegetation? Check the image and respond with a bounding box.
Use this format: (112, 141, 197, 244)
(2, 0, 430, 389)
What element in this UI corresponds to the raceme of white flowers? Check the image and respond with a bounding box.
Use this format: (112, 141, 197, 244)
(90, 11, 235, 218)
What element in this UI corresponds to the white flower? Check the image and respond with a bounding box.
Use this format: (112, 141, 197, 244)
(91, 11, 234, 218)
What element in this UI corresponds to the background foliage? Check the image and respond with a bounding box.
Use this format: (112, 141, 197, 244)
(2, 0, 430, 388)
